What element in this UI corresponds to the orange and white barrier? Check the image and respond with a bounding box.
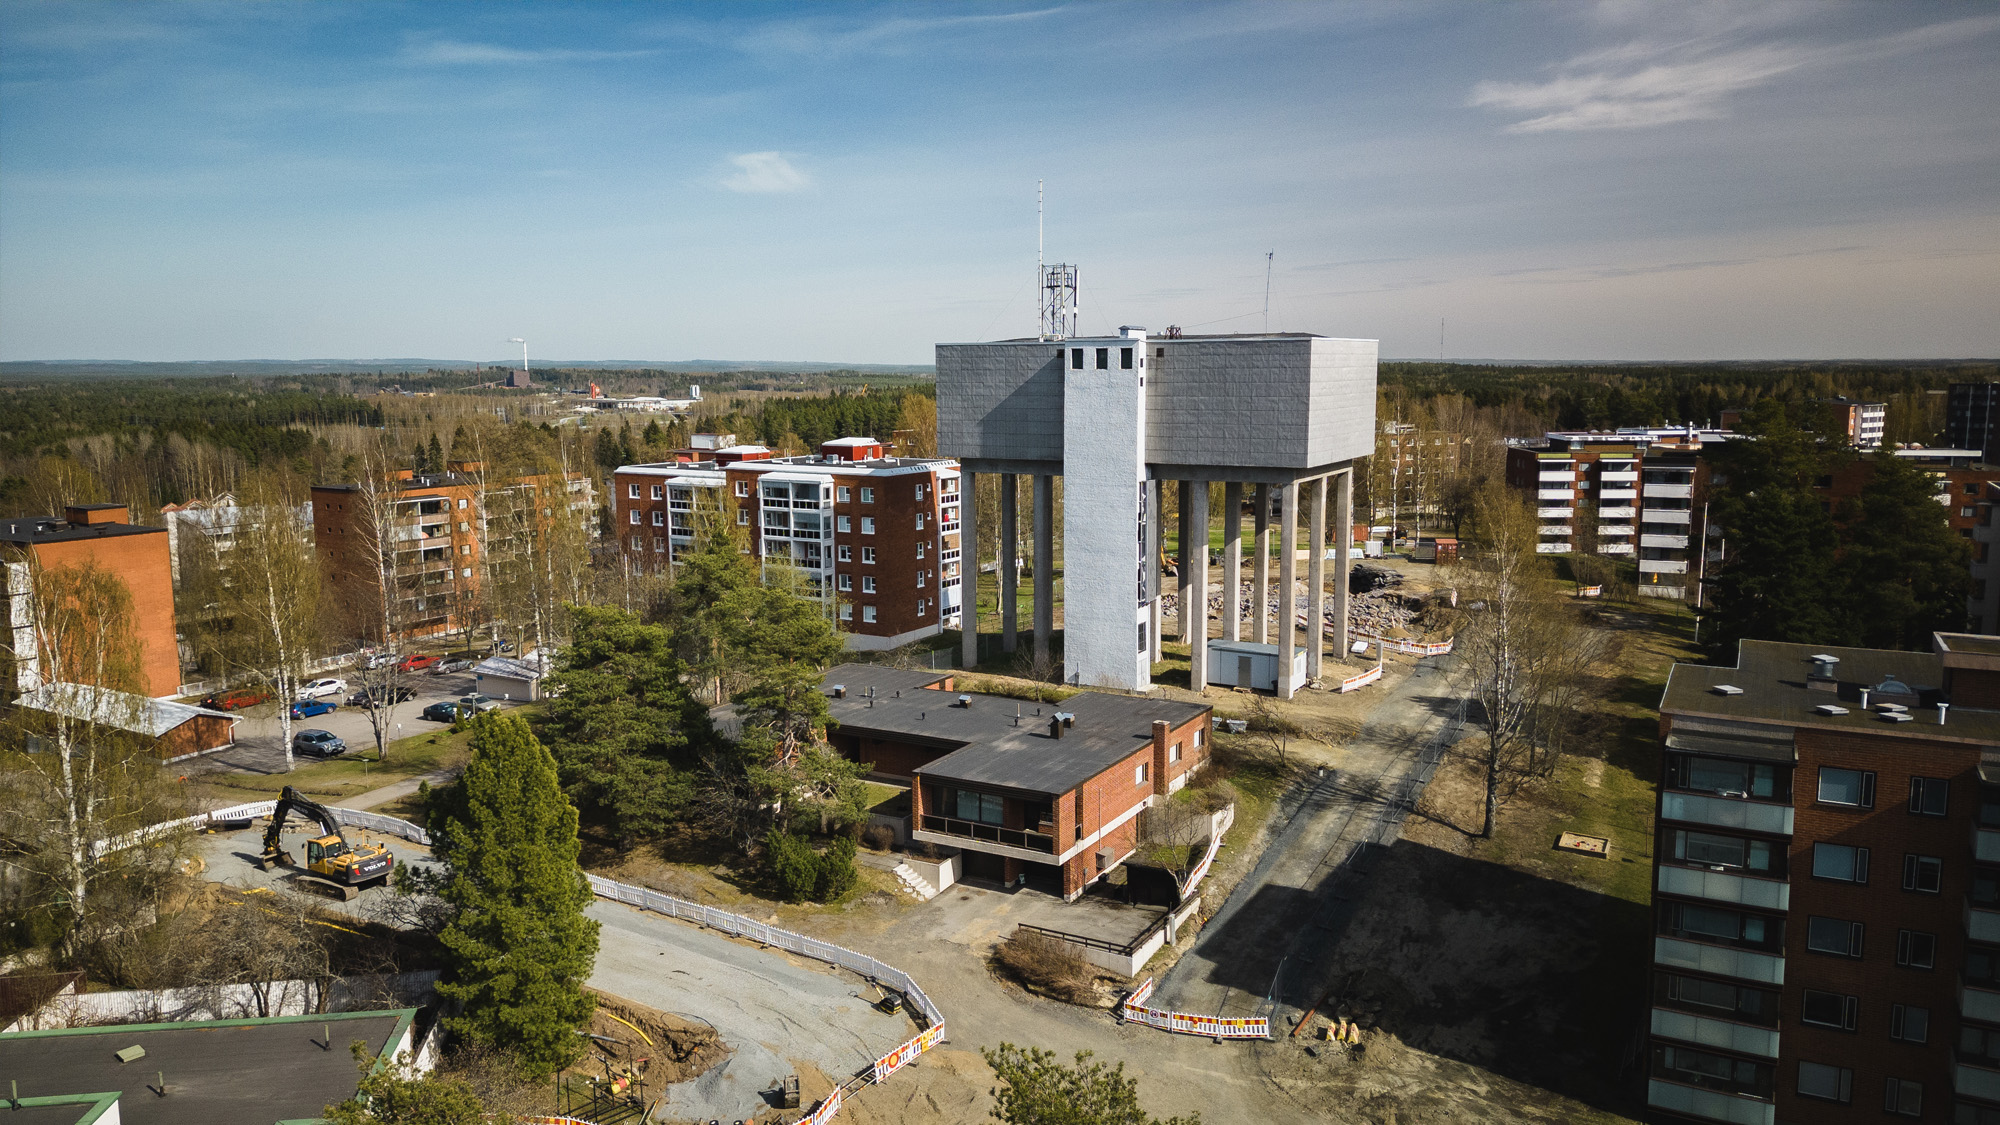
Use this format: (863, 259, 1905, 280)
(1119, 978, 1270, 1040)
(1353, 632, 1454, 657)
(1337, 664, 1384, 693)
(799, 1086, 844, 1125)
(871, 1022, 946, 1083)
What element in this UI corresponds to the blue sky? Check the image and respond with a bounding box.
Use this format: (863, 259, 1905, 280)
(2, 1, 1995, 363)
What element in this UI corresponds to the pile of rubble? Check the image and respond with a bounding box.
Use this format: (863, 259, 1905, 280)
(1155, 571, 1445, 641)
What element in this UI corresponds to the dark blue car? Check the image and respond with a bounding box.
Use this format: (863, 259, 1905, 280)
(290, 698, 337, 720)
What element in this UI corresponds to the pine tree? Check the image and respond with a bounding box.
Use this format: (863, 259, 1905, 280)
(428, 433, 445, 473)
(428, 713, 599, 1077)
(1840, 453, 1970, 649)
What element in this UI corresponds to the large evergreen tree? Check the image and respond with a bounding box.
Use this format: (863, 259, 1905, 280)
(1838, 452, 1969, 649)
(429, 713, 599, 1078)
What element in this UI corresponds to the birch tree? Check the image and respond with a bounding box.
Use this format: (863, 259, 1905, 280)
(338, 446, 414, 762)
(212, 474, 321, 771)
(0, 560, 188, 964)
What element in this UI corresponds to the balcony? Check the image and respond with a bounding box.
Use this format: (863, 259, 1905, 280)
(1601, 542, 1636, 556)
(1642, 534, 1691, 549)
(1537, 507, 1573, 519)
(1657, 865, 1789, 910)
(1537, 488, 1575, 500)
(1598, 506, 1637, 519)
(918, 814, 1056, 854)
(1645, 1081, 1774, 1125)
(1597, 524, 1636, 536)
(1641, 559, 1691, 575)
(1978, 827, 2000, 863)
(1971, 902, 2000, 945)
(1650, 1008, 1780, 1058)
(1959, 1062, 2000, 1103)
(1645, 508, 1694, 524)
(1654, 936, 1785, 985)
(1965, 986, 2000, 1025)
(1535, 543, 1571, 554)
(1660, 792, 1794, 835)
(1600, 488, 1638, 501)
(1648, 483, 1695, 499)
(1538, 471, 1575, 483)
(1601, 471, 1639, 484)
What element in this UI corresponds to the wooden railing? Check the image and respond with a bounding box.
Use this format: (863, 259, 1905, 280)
(919, 815, 1056, 853)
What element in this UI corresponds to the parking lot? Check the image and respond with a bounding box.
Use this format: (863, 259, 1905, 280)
(187, 666, 520, 775)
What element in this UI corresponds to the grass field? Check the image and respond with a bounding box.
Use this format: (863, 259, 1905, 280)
(197, 722, 482, 803)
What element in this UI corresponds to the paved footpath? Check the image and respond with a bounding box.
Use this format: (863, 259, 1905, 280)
(1152, 655, 1468, 1021)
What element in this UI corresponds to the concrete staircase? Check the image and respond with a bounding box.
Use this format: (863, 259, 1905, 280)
(858, 849, 939, 900)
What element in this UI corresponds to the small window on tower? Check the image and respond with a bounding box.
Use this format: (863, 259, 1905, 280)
(1121, 347, 1133, 370)
(1071, 348, 1084, 369)
(1095, 348, 1109, 369)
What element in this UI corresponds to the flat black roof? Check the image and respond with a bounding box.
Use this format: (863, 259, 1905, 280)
(0, 1009, 414, 1125)
(0, 519, 165, 546)
(821, 664, 1209, 796)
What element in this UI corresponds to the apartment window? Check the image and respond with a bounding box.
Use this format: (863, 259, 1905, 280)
(1120, 347, 1133, 370)
(1070, 347, 1084, 369)
(1668, 754, 1784, 800)
(1797, 1061, 1853, 1104)
(916, 598, 927, 616)
(838, 515, 851, 532)
(1194, 729, 1204, 749)
(735, 481, 749, 497)
(837, 574, 851, 592)
(916, 542, 927, 559)
(916, 513, 926, 530)
(651, 511, 664, 526)
(1902, 854, 1943, 894)
(860, 487, 874, 503)
(1806, 916, 1864, 958)
(628, 483, 640, 499)
(651, 539, 664, 555)
(1800, 989, 1859, 1031)
(1889, 1003, 1928, 1044)
(917, 571, 926, 587)
(1883, 1078, 1922, 1117)
(862, 606, 876, 623)
(1965, 507, 1978, 518)
(839, 604, 853, 621)
(1817, 766, 1876, 808)
(1811, 842, 1870, 883)
(1169, 741, 1183, 763)
(1909, 776, 1949, 816)
(629, 509, 641, 525)
(1095, 347, 1109, 369)
(1961, 1025, 2000, 1067)
(629, 535, 641, 551)
(862, 576, 876, 594)
(838, 545, 852, 562)
(1661, 902, 1782, 952)
(838, 486, 851, 502)
(736, 508, 749, 525)
(1135, 762, 1150, 785)
(860, 517, 875, 535)
(1895, 929, 1936, 969)
(1650, 1045, 1773, 1099)
(651, 484, 664, 500)
(458, 521, 470, 532)
(1672, 829, 1780, 875)
(456, 497, 467, 509)
(1652, 974, 1776, 1026)
(914, 482, 926, 500)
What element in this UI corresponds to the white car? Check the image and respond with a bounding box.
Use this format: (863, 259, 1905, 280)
(297, 678, 348, 700)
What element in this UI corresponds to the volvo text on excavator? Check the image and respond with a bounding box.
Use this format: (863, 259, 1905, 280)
(256, 786, 395, 900)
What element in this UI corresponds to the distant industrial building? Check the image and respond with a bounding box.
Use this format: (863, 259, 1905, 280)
(0, 504, 181, 698)
(1949, 383, 2000, 466)
(1647, 632, 2000, 1125)
(612, 437, 963, 650)
(938, 326, 1375, 696)
(1823, 397, 1888, 450)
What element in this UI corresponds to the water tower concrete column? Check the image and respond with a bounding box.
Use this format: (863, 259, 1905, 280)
(1223, 483, 1243, 642)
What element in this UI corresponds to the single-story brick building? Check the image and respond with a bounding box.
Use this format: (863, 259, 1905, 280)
(819, 664, 1212, 899)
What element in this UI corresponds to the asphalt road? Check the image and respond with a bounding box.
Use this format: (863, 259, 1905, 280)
(586, 901, 918, 1123)
(1152, 653, 1469, 1021)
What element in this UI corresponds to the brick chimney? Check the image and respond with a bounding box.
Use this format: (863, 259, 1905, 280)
(1151, 720, 1171, 797)
(64, 504, 128, 526)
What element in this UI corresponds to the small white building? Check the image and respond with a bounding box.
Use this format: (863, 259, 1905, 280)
(1203, 641, 1307, 695)
(472, 653, 552, 702)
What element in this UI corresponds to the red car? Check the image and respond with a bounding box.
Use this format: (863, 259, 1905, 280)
(199, 688, 272, 711)
(396, 653, 438, 673)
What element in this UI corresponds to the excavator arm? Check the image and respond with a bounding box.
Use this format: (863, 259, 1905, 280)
(262, 786, 350, 858)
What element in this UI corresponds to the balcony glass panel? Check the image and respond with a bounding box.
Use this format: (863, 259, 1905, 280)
(1977, 828, 2000, 863)
(1598, 506, 1638, 518)
(1649, 1008, 1780, 1058)
(1645, 1081, 1774, 1125)
(1654, 937, 1784, 985)
(1965, 986, 2000, 1025)
(1657, 866, 1789, 910)
(1660, 793, 1793, 835)
(1972, 905, 2000, 945)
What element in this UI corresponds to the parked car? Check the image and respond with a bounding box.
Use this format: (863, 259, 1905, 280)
(434, 659, 474, 674)
(396, 654, 438, 673)
(290, 698, 338, 719)
(347, 685, 416, 708)
(292, 729, 347, 759)
(457, 694, 501, 714)
(199, 687, 271, 712)
(420, 700, 467, 723)
(297, 678, 347, 699)
(360, 651, 394, 669)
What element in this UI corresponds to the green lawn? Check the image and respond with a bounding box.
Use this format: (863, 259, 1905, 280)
(197, 719, 491, 802)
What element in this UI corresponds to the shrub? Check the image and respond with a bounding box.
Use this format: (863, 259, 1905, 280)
(860, 824, 896, 852)
(994, 930, 1095, 1004)
(764, 830, 820, 903)
(815, 835, 858, 901)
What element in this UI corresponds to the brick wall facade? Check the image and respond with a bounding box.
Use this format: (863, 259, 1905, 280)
(15, 530, 180, 698)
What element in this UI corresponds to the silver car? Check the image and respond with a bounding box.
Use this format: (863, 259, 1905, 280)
(457, 694, 501, 713)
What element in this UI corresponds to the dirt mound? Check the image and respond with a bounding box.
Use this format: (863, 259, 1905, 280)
(586, 989, 731, 1085)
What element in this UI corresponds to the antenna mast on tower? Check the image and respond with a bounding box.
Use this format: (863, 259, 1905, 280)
(1263, 251, 1274, 332)
(1037, 181, 1078, 340)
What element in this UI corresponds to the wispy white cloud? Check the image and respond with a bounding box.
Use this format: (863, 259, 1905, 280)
(399, 39, 654, 65)
(731, 6, 1066, 58)
(721, 151, 809, 194)
(1470, 13, 2000, 133)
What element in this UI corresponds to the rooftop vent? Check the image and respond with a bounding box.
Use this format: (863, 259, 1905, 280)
(1807, 653, 1841, 688)
(1873, 702, 1909, 714)
(956, 694, 972, 708)
(1879, 711, 1914, 723)
(831, 685, 846, 699)
(1712, 684, 1745, 696)
(1813, 704, 1850, 716)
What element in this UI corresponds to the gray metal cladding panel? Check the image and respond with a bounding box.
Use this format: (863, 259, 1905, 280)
(937, 343, 1067, 463)
(1144, 337, 1376, 469)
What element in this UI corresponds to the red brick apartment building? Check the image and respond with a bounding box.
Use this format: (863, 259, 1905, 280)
(313, 464, 594, 639)
(612, 438, 963, 650)
(1648, 632, 2000, 1125)
(816, 665, 1211, 898)
(0, 504, 180, 698)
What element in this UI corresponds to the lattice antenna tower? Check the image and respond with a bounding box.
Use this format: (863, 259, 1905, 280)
(1037, 181, 1079, 340)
